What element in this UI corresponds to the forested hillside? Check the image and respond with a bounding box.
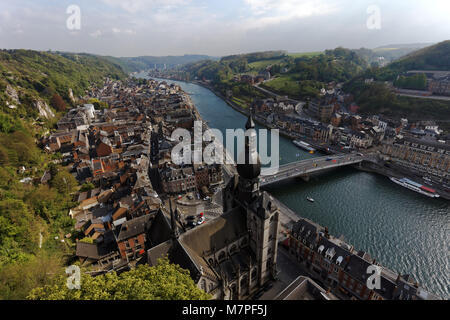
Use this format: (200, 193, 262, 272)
(0, 50, 126, 299)
(344, 40, 450, 122)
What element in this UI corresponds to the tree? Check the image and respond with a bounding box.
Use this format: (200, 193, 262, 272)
(51, 171, 78, 194)
(88, 98, 108, 110)
(50, 93, 66, 112)
(80, 182, 95, 192)
(0, 252, 63, 300)
(28, 258, 212, 300)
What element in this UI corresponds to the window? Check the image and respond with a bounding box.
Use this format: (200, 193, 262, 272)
(218, 251, 226, 262)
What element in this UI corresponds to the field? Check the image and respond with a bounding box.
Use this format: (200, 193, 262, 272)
(287, 52, 322, 58)
(261, 74, 300, 98)
(248, 58, 285, 71)
(231, 96, 249, 109)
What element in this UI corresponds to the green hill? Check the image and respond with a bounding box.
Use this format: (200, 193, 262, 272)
(386, 40, 450, 72)
(0, 50, 126, 129)
(344, 41, 450, 124)
(0, 50, 127, 299)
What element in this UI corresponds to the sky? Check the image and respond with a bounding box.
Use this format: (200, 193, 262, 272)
(0, 0, 449, 57)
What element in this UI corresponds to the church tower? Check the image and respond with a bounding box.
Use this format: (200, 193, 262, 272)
(236, 116, 261, 204)
(235, 115, 280, 287)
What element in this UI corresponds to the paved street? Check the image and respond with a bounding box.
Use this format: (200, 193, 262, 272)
(260, 154, 364, 186)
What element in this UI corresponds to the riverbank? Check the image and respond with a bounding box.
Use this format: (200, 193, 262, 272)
(139, 72, 449, 298)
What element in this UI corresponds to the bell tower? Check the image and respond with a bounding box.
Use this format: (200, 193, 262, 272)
(235, 115, 279, 287)
(236, 116, 261, 204)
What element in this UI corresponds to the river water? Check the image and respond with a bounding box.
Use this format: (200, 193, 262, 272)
(141, 74, 450, 299)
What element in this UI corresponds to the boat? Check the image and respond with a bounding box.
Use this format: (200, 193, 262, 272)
(293, 140, 316, 153)
(307, 197, 315, 203)
(389, 177, 440, 198)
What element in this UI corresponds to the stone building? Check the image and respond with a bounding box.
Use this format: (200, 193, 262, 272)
(147, 116, 280, 300)
(381, 136, 450, 184)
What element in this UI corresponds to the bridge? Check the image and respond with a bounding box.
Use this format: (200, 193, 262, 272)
(260, 154, 365, 187)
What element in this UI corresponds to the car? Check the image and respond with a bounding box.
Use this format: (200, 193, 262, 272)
(187, 195, 193, 200)
(326, 157, 333, 161)
(357, 153, 364, 157)
(197, 217, 205, 225)
(186, 221, 197, 228)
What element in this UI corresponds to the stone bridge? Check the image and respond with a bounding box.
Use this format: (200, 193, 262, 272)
(260, 154, 367, 187)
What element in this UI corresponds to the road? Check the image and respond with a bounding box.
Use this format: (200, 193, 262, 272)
(260, 154, 365, 187)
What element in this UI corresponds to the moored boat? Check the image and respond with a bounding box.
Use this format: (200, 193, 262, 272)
(293, 140, 316, 153)
(389, 177, 440, 198)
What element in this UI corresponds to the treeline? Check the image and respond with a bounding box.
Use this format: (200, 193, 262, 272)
(394, 73, 427, 90)
(290, 47, 368, 83)
(344, 80, 450, 121)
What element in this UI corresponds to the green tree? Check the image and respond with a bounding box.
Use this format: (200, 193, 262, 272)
(51, 171, 78, 194)
(0, 252, 63, 300)
(28, 258, 212, 300)
(80, 182, 95, 192)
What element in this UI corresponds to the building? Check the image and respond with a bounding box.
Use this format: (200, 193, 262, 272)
(308, 102, 334, 123)
(286, 218, 438, 300)
(116, 214, 151, 261)
(381, 136, 450, 184)
(147, 116, 280, 300)
(274, 276, 338, 300)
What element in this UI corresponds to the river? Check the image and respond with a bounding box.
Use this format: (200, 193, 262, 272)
(139, 73, 450, 299)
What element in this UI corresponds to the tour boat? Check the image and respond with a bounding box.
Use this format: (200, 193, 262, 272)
(307, 197, 315, 203)
(389, 177, 440, 198)
(293, 140, 316, 153)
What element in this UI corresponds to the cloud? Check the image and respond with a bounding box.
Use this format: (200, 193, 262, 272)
(243, 0, 339, 28)
(112, 28, 136, 35)
(89, 30, 102, 38)
(101, 0, 189, 14)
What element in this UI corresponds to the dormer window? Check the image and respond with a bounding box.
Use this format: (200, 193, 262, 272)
(325, 247, 336, 260)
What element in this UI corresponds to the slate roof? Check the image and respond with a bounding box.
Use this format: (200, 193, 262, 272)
(116, 214, 151, 242)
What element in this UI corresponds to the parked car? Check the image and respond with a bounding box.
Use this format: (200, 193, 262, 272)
(186, 221, 197, 228)
(197, 217, 205, 225)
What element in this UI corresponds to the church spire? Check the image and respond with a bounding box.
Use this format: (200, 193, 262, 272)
(169, 198, 179, 239)
(236, 116, 261, 203)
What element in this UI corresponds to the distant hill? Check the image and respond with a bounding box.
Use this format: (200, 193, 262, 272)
(105, 54, 219, 73)
(374, 43, 433, 50)
(343, 41, 450, 123)
(386, 40, 450, 72)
